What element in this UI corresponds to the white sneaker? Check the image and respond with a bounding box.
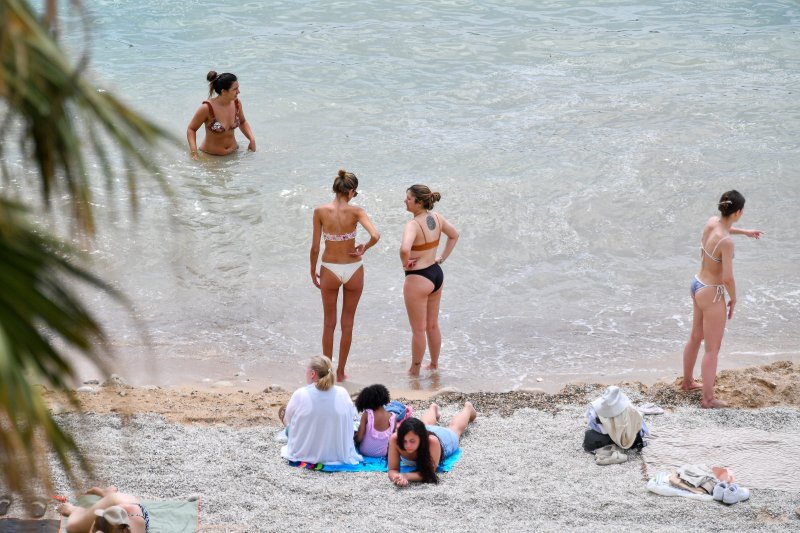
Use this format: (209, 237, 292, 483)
(712, 481, 728, 501)
(722, 483, 750, 505)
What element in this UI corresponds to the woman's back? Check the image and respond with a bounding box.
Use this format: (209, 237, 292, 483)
(408, 212, 442, 268)
(317, 202, 362, 263)
(358, 409, 396, 457)
(698, 217, 732, 283)
(280, 384, 361, 464)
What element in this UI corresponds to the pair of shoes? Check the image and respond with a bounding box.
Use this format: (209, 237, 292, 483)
(30, 497, 47, 518)
(637, 402, 664, 415)
(594, 444, 627, 465)
(0, 494, 11, 516)
(722, 483, 750, 505)
(712, 481, 728, 501)
(596, 451, 627, 465)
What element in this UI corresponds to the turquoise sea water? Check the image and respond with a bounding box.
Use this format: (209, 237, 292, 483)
(10, 0, 800, 391)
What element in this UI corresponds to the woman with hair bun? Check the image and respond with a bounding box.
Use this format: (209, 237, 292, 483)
(681, 190, 763, 408)
(310, 169, 380, 381)
(186, 71, 256, 158)
(400, 184, 459, 377)
(279, 356, 362, 465)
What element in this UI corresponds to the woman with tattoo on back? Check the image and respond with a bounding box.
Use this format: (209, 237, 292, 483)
(400, 185, 459, 376)
(310, 170, 380, 381)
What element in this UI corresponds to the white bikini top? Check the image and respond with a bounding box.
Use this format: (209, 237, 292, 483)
(700, 236, 731, 263)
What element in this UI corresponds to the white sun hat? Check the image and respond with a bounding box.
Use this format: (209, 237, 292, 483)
(591, 386, 631, 418)
(94, 505, 130, 526)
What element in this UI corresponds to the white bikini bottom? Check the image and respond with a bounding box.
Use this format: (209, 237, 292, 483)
(320, 261, 363, 284)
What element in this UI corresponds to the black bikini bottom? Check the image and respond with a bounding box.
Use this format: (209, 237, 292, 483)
(405, 263, 444, 293)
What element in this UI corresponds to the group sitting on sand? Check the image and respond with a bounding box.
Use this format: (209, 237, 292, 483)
(278, 356, 476, 485)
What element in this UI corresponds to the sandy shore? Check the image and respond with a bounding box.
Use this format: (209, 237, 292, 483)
(3, 362, 799, 531)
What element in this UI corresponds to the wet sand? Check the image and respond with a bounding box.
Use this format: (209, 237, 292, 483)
(44, 360, 800, 424)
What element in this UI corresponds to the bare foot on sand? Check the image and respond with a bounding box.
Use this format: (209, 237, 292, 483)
(431, 402, 441, 422)
(336, 371, 349, 382)
(465, 401, 477, 422)
(408, 362, 422, 377)
(679, 380, 703, 391)
(701, 398, 728, 409)
(86, 486, 117, 497)
(58, 502, 75, 517)
(424, 363, 438, 371)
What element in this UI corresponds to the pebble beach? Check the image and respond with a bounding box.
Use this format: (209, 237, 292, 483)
(3, 362, 797, 531)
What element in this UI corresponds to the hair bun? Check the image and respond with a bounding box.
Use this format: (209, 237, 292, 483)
(431, 192, 442, 203)
(206, 70, 219, 82)
(338, 169, 347, 178)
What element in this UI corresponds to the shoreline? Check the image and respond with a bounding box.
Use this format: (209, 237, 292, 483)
(68, 347, 800, 395)
(44, 361, 800, 427)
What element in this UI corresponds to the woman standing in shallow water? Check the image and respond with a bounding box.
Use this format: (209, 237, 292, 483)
(186, 71, 256, 158)
(681, 190, 762, 408)
(310, 169, 380, 381)
(400, 185, 459, 376)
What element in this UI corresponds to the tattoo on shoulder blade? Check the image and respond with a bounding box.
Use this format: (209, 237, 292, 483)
(426, 215, 436, 230)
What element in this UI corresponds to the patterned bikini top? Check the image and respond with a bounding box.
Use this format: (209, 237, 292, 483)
(203, 99, 242, 133)
(323, 228, 357, 241)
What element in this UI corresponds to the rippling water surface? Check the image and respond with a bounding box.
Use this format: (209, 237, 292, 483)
(14, 1, 800, 391)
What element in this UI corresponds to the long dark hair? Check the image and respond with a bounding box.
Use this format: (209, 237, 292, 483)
(397, 418, 438, 483)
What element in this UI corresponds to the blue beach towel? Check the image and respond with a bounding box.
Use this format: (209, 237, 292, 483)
(288, 448, 462, 473)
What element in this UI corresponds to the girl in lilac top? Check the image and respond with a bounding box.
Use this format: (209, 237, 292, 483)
(355, 384, 403, 457)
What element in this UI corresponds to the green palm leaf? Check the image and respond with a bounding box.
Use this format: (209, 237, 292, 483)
(0, 0, 177, 496)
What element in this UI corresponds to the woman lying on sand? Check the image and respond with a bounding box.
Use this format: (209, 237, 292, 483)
(387, 402, 476, 485)
(681, 190, 762, 408)
(58, 485, 149, 533)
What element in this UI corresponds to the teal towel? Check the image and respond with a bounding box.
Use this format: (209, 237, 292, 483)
(289, 448, 463, 472)
(60, 495, 198, 533)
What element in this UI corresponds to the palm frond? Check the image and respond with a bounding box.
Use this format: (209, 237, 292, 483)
(0, 0, 176, 234)
(0, 0, 177, 496)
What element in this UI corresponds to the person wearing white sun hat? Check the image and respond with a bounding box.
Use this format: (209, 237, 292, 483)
(590, 386, 644, 450)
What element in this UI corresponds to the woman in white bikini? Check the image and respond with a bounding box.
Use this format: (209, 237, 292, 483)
(681, 190, 762, 408)
(310, 169, 380, 381)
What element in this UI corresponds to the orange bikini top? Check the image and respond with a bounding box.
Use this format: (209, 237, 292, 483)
(410, 214, 440, 251)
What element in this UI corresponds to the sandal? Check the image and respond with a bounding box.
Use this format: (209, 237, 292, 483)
(30, 498, 47, 518)
(0, 495, 11, 516)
